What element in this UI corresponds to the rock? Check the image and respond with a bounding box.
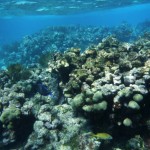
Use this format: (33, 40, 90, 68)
(133, 94, 143, 102)
(85, 89, 93, 97)
(113, 75, 122, 85)
(126, 135, 145, 150)
(128, 101, 140, 110)
(92, 91, 103, 102)
(93, 101, 108, 111)
(0, 107, 21, 124)
(71, 93, 84, 108)
(123, 118, 132, 127)
(124, 75, 136, 85)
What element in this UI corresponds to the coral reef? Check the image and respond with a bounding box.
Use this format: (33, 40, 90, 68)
(0, 33, 150, 149)
(6, 63, 31, 82)
(48, 35, 150, 149)
(0, 23, 149, 70)
(0, 65, 60, 149)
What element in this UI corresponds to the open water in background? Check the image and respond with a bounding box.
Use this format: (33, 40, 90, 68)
(0, 3, 150, 45)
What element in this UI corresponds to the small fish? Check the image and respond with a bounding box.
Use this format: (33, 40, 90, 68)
(91, 132, 113, 140)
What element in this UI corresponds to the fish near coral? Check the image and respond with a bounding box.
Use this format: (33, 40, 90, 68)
(91, 132, 113, 140)
(37, 82, 52, 96)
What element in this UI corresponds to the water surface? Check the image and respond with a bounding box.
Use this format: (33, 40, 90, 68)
(0, 0, 150, 16)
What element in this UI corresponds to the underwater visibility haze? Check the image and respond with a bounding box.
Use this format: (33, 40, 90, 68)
(0, 0, 150, 150)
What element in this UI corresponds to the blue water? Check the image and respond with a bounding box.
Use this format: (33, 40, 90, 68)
(0, 1, 150, 149)
(0, 3, 150, 45)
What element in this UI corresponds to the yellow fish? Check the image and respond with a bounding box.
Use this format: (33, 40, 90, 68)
(91, 133, 113, 140)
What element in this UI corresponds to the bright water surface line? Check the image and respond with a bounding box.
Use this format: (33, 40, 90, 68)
(0, 3, 150, 45)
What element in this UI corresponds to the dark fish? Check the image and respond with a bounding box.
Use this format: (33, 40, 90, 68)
(37, 82, 51, 96)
